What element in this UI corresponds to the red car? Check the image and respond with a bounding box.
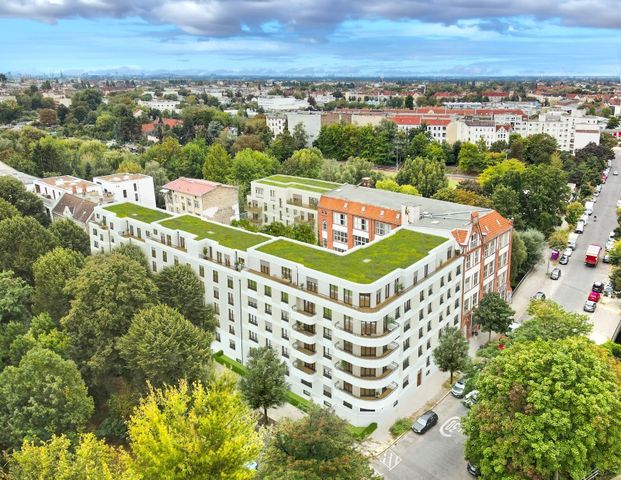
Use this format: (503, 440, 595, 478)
(588, 291, 601, 302)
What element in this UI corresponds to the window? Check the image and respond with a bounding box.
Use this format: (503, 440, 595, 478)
(260, 261, 270, 275)
(323, 307, 332, 320)
(323, 327, 332, 340)
(281, 291, 288, 303)
(404, 299, 411, 312)
(322, 221, 327, 231)
(265, 321, 272, 332)
(213, 288, 219, 299)
(343, 289, 352, 305)
(281, 266, 291, 281)
(151, 261, 157, 272)
(323, 367, 332, 379)
(229, 325, 235, 335)
(375, 222, 391, 236)
(376, 289, 382, 304)
(333, 230, 348, 244)
(323, 346, 332, 360)
(282, 346, 289, 358)
(248, 313, 257, 325)
(227, 292, 234, 305)
(265, 304, 272, 315)
(162, 251, 168, 262)
(329, 284, 338, 300)
(264, 286, 272, 297)
(403, 358, 410, 369)
(199, 265, 204, 277)
(354, 217, 368, 231)
(361, 321, 376, 336)
(333, 212, 346, 226)
(353, 235, 369, 246)
(359, 293, 371, 307)
(227, 276, 233, 289)
(361, 346, 375, 357)
(151, 247, 156, 258)
(342, 316, 353, 333)
(281, 311, 289, 322)
(249, 331, 258, 343)
(248, 279, 257, 291)
(306, 278, 318, 293)
(248, 298, 257, 309)
(228, 309, 234, 322)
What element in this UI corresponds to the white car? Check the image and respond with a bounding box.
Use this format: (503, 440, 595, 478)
(563, 247, 573, 258)
(610, 231, 616, 241)
(606, 240, 615, 251)
(614, 170, 619, 176)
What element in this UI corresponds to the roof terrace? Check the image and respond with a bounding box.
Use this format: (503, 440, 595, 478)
(103, 202, 172, 223)
(256, 175, 342, 194)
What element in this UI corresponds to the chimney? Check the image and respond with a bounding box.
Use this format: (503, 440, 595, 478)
(471, 211, 479, 225)
(359, 177, 372, 188)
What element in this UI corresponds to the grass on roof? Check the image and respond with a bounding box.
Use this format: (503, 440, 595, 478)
(257, 229, 447, 283)
(159, 215, 269, 251)
(257, 175, 341, 193)
(104, 202, 172, 223)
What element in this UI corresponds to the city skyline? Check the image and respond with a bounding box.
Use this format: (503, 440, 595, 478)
(1, 0, 621, 77)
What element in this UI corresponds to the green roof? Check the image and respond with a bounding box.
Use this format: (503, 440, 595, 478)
(104, 203, 172, 223)
(159, 215, 270, 251)
(256, 229, 447, 284)
(256, 175, 341, 193)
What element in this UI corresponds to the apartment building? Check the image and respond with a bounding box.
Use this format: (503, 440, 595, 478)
(33, 175, 111, 218)
(266, 114, 287, 137)
(246, 175, 342, 231)
(161, 177, 239, 224)
(317, 184, 512, 334)
(90, 202, 462, 427)
(93, 173, 156, 207)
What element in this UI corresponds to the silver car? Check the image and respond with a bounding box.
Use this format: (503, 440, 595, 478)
(451, 378, 466, 398)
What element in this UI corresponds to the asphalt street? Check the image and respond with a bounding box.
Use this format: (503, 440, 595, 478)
(372, 393, 471, 480)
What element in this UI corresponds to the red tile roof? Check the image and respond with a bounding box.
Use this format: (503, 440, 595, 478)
(162, 177, 226, 196)
(319, 197, 402, 225)
(141, 118, 183, 134)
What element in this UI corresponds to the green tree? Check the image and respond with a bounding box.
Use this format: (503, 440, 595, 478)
(0, 348, 94, 449)
(229, 148, 279, 198)
(0, 176, 48, 225)
(174, 141, 207, 179)
(0, 197, 20, 221)
(472, 292, 514, 340)
(510, 231, 527, 285)
(375, 178, 401, 192)
(118, 305, 212, 389)
(396, 156, 447, 197)
(202, 143, 232, 183)
(280, 148, 324, 178)
(432, 187, 492, 208)
(114, 243, 150, 272)
(49, 219, 91, 256)
(463, 338, 621, 480)
(127, 376, 262, 480)
(547, 228, 569, 251)
(0, 270, 32, 324)
(5, 313, 70, 366)
(610, 267, 621, 296)
(491, 184, 522, 226)
(512, 299, 592, 342)
(457, 142, 486, 174)
(291, 123, 308, 150)
(156, 264, 216, 332)
(32, 247, 84, 320)
(337, 156, 378, 185)
(143, 160, 170, 208)
(61, 253, 158, 387)
(239, 346, 288, 424)
(289, 223, 316, 244)
(5, 433, 136, 480)
(432, 326, 469, 383)
(478, 159, 526, 188)
(565, 201, 585, 226)
(117, 159, 142, 174)
(270, 129, 296, 162)
(232, 134, 264, 154)
(0, 215, 58, 280)
(523, 133, 558, 164)
(259, 406, 375, 480)
(404, 95, 414, 109)
(519, 229, 545, 272)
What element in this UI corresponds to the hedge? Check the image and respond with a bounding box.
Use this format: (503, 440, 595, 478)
(349, 422, 378, 440)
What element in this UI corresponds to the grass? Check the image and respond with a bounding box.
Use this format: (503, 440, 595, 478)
(104, 202, 172, 223)
(390, 418, 413, 437)
(257, 175, 341, 193)
(257, 229, 447, 283)
(350, 423, 378, 440)
(159, 215, 269, 251)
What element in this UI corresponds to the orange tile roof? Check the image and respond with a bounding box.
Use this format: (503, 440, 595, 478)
(451, 229, 468, 245)
(478, 210, 512, 238)
(319, 196, 402, 225)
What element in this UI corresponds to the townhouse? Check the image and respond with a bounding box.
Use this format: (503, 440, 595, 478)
(91, 202, 463, 427)
(93, 173, 156, 207)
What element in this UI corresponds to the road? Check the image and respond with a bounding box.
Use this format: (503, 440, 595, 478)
(372, 393, 471, 480)
(511, 148, 621, 342)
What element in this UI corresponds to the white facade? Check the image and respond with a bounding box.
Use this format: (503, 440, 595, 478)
(90, 203, 463, 427)
(93, 174, 156, 207)
(138, 99, 180, 112)
(258, 96, 310, 111)
(266, 114, 287, 137)
(286, 112, 322, 145)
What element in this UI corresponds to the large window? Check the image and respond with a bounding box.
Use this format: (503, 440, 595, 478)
(333, 230, 348, 244)
(359, 293, 371, 308)
(354, 235, 369, 246)
(343, 289, 352, 305)
(354, 217, 368, 231)
(333, 212, 347, 226)
(375, 222, 391, 236)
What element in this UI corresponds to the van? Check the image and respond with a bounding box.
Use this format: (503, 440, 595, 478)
(580, 213, 589, 226)
(575, 221, 585, 234)
(584, 201, 594, 216)
(568, 233, 579, 249)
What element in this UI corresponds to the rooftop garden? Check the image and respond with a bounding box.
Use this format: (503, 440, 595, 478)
(159, 215, 269, 251)
(103, 202, 172, 223)
(257, 229, 447, 283)
(257, 175, 341, 193)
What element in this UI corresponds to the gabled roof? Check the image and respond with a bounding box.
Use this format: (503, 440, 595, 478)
(51, 193, 96, 225)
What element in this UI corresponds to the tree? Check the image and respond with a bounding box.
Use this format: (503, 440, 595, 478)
(337, 156, 377, 185)
(49, 218, 91, 256)
(607, 116, 619, 129)
(143, 160, 170, 208)
(0, 215, 58, 280)
(114, 243, 150, 273)
(491, 184, 522, 226)
(118, 305, 212, 389)
(290, 223, 316, 244)
(565, 201, 585, 226)
(432, 187, 492, 208)
(0, 197, 20, 221)
(291, 123, 308, 150)
(512, 299, 592, 342)
(127, 376, 262, 480)
(608, 240, 621, 266)
(396, 156, 447, 197)
(117, 159, 142, 174)
(270, 129, 295, 162)
(478, 159, 526, 188)
(156, 264, 216, 331)
(472, 292, 514, 340)
(457, 142, 486, 174)
(610, 267, 621, 296)
(547, 227, 569, 251)
(202, 143, 232, 183)
(38, 108, 57, 126)
(0, 270, 32, 324)
(510, 231, 527, 285)
(519, 229, 545, 272)
(229, 148, 279, 198)
(61, 253, 158, 387)
(280, 148, 324, 178)
(0, 176, 48, 225)
(5, 433, 136, 480)
(258, 406, 375, 480)
(463, 338, 621, 480)
(5, 313, 70, 367)
(232, 134, 264, 154)
(404, 95, 414, 109)
(239, 346, 288, 424)
(0, 348, 94, 449)
(432, 326, 469, 383)
(523, 133, 558, 164)
(32, 247, 84, 321)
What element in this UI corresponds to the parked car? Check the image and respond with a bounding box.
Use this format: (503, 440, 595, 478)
(583, 300, 597, 313)
(532, 291, 546, 300)
(588, 291, 601, 302)
(463, 390, 479, 408)
(467, 462, 481, 477)
(610, 231, 616, 241)
(451, 378, 466, 398)
(592, 281, 605, 293)
(606, 240, 615, 251)
(550, 268, 561, 280)
(562, 247, 573, 257)
(411, 410, 438, 434)
(614, 170, 619, 176)
(604, 254, 610, 264)
(559, 255, 569, 265)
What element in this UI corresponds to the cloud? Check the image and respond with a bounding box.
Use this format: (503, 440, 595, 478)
(0, 0, 620, 36)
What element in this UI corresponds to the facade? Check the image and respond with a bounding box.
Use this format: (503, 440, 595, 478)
(161, 177, 239, 224)
(33, 175, 110, 217)
(246, 175, 342, 230)
(317, 184, 513, 335)
(91, 202, 462, 427)
(93, 173, 156, 207)
(266, 114, 287, 137)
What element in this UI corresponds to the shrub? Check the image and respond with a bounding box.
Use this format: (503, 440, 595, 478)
(390, 418, 413, 438)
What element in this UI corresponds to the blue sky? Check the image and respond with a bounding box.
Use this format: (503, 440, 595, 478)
(0, 0, 620, 76)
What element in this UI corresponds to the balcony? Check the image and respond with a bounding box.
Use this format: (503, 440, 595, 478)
(291, 323, 316, 342)
(120, 232, 145, 242)
(294, 215, 315, 225)
(293, 360, 317, 380)
(286, 199, 318, 210)
(292, 305, 317, 324)
(334, 380, 398, 402)
(293, 342, 318, 362)
(334, 361, 398, 389)
(246, 203, 262, 213)
(333, 341, 400, 368)
(334, 319, 399, 340)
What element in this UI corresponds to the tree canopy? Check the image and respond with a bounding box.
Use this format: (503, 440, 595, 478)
(432, 326, 469, 383)
(472, 292, 514, 340)
(49, 219, 91, 256)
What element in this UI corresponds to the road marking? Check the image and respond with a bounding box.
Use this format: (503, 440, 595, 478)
(439, 416, 463, 438)
(378, 448, 402, 471)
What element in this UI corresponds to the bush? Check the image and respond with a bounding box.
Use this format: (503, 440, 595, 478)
(389, 418, 413, 438)
(213, 351, 247, 376)
(350, 422, 378, 440)
(284, 391, 312, 412)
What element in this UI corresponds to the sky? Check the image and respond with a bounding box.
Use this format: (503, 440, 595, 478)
(1, 0, 621, 77)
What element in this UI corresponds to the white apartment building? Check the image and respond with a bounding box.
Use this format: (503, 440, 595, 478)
(246, 175, 342, 231)
(266, 114, 287, 137)
(90, 202, 463, 427)
(138, 99, 180, 112)
(93, 173, 156, 208)
(286, 112, 322, 145)
(258, 96, 310, 111)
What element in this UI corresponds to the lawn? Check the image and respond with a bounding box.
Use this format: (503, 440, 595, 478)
(257, 175, 341, 193)
(104, 202, 172, 223)
(159, 215, 269, 251)
(257, 229, 447, 284)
